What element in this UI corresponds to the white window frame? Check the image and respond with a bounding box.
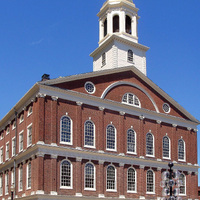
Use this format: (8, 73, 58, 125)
(12, 137, 16, 157)
(27, 162, 31, 190)
(84, 120, 95, 149)
(146, 169, 155, 194)
(84, 162, 96, 191)
(27, 106, 33, 117)
(122, 93, 141, 108)
(12, 121, 16, 130)
(127, 167, 137, 193)
(106, 165, 117, 192)
(60, 116, 73, 145)
(0, 147, 3, 164)
(179, 173, 186, 196)
(127, 128, 137, 155)
(162, 136, 171, 159)
(5, 172, 9, 195)
(60, 160, 73, 189)
(127, 49, 134, 63)
(0, 174, 2, 196)
(5, 142, 9, 160)
(19, 131, 24, 152)
(178, 139, 186, 162)
(18, 165, 23, 191)
(146, 133, 155, 157)
(27, 123, 32, 147)
(11, 170, 15, 186)
(6, 127, 10, 135)
(106, 124, 117, 152)
(19, 114, 24, 124)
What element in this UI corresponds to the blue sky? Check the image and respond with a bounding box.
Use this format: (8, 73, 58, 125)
(0, 0, 200, 183)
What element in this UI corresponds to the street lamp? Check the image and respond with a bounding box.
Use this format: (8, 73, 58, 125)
(10, 184, 14, 200)
(160, 162, 183, 200)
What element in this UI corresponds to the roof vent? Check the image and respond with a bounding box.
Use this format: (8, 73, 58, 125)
(41, 74, 50, 81)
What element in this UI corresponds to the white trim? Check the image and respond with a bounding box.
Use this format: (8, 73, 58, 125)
(6, 127, 10, 135)
(127, 167, 137, 193)
(12, 136, 16, 157)
(162, 136, 171, 160)
(84, 120, 96, 149)
(84, 82, 96, 94)
(127, 128, 137, 154)
(106, 124, 117, 151)
(60, 159, 73, 189)
(106, 164, 117, 192)
(26, 161, 32, 190)
(19, 130, 24, 152)
(122, 93, 141, 108)
(179, 173, 186, 196)
(0, 174, 2, 196)
(84, 162, 96, 191)
(18, 165, 23, 191)
(5, 172, 9, 195)
(19, 114, 24, 124)
(146, 169, 155, 194)
(0, 146, 3, 164)
(5, 141, 9, 161)
(178, 139, 186, 162)
(27, 106, 33, 117)
(101, 81, 159, 113)
(146, 133, 155, 157)
(27, 123, 33, 148)
(12, 121, 16, 130)
(60, 116, 73, 146)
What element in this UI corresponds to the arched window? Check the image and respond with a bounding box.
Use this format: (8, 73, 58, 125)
(85, 163, 95, 190)
(127, 49, 133, 62)
(104, 18, 107, 37)
(122, 93, 140, 107)
(127, 129, 136, 153)
(102, 52, 106, 66)
(107, 165, 116, 191)
(126, 15, 132, 34)
(106, 125, 116, 151)
(163, 136, 170, 159)
(113, 15, 119, 33)
(84, 120, 95, 148)
(60, 116, 72, 144)
(146, 170, 154, 193)
(146, 133, 154, 156)
(60, 160, 72, 188)
(127, 167, 136, 192)
(178, 139, 185, 161)
(179, 173, 186, 195)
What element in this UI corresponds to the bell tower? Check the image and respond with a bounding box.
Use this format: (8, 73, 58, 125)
(90, 0, 149, 75)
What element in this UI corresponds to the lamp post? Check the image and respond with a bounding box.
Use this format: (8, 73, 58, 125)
(10, 184, 14, 200)
(160, 162, 183, 200)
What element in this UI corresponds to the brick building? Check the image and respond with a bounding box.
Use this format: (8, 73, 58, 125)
(0, 0, 199, 200)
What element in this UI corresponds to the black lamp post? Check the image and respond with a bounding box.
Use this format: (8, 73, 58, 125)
(10, 184, 14, 200)
(160, 162, 183, 200)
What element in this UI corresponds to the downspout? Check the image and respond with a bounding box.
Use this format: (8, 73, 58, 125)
(14, 109, 18, 198)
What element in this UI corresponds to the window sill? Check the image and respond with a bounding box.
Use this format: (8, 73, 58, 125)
(178, 159, 186, 162)
(163, 157, 171, 160)
(146, 155, 155, 158)
(106, 189, 117, 192)
(127, 152, 137, 155)
(84, 188, 96, 191)
(60, 142, 72, 146)
(106, 149, 117, 152)
(60, 186, 73, 190)
(127, 190, 137, 193)
(146, 192, 155, 195)
(84, 145, 96, 149)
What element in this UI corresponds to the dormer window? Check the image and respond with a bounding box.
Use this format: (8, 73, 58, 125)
(104, 18, 107, 37)
(113, 15, 119, 33)
(122, 93, 140, 107)
(126, 15, 132, 34)
(128, 49, 133, 63)
(102, 52, 106, 66)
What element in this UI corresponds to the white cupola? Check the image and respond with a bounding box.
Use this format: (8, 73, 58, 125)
(90, 0, 149, 75)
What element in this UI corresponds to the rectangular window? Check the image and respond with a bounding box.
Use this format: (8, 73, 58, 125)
(6, 142, 9, 160)
(12, 137, 16, 157)
(0, 147, 3, 163)
(0, 175, 2, 196)
(27, 162, 31, 189)
(19, 131, 24, 152)
(5, 172, 9, 195)
(11, 170, 15, 186)
(27, 124, 32, 147)
(102, 52, 106, 66)
(19, 166, 23, 191)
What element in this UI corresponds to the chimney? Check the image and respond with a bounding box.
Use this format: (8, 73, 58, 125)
(41, 74, 50, 81)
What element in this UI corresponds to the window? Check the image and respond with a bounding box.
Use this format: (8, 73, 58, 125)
(5, 172, 9, 194)
(179, 173, 186, 195)
(84, 120, 95, 148)
(27, 124, 32, 147)
(113, 15, 119, 32)
(60, 160, 72, 189)
(60, 116, 72, 145)
(6, 142, 9, 160)
(102, 52, 106, 66)
(19, 131, 24, 152)
(0, 175, 2, 196)
(19, 114, 24, 123)
(126, 15, 132, 34)
(163, 136, 170, 159)
(27, 106, 33, 116)
(146, 170, 154, 193)
(127, 129, 136, 154)
(178, 139, 185, 161)
(84, 163, 95, 190)
(12, 121, 16, 130)
(146, 133, 154, 157)
(106, 165, 116, 191)
(128, 49, 133, 62)
(127, 168, 136, 192)
(6, 127, 10, 135)
(106, 124, 116, 151)
(85, 82, 95, 94)
(12, 137, 16, 157)
(122, 93, 140, 107)
(0, 147, 3, 163)
(11, 170, 15, 186)
(27, 162, 31, 189)
(104, 18, 107, 37)
(19, 166, 23, 191)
